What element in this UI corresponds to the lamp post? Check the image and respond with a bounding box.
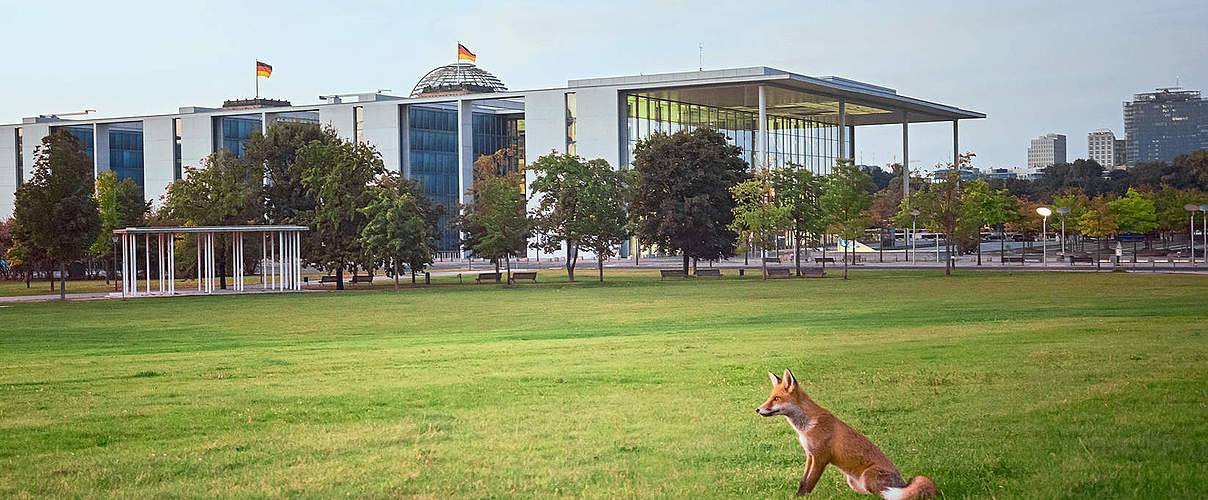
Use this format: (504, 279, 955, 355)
(1185, 204, 1199, 268)
(1201, 205, 1208, 266)
(1056, 206, 1071, 260)
(911, 209, 919, 265)
(1037, 207, 1052, 266)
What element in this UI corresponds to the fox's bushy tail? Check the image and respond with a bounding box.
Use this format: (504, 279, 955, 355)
(900, 475, 938, 499)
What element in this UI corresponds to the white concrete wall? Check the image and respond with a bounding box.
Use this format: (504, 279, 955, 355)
(22, 124, 49, 181)
(0, 126, 16, 219)
(178, 114, 212, 171)
(456, 100, 474, 207)
(362, 102, 402, 174)
(142, 117, 175, 206)
(94, 123, 110, 175)
(570, 87, 623, 166)
(318, 106, 355, 141)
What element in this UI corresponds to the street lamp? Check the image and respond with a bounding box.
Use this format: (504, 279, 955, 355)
(1201, 205, 1208, 266)
(911, 209, 920, 265)
(1037, 207, 1052, 266)
(1185, 203, 1199, 267)
(1056, 206, 1071, 259)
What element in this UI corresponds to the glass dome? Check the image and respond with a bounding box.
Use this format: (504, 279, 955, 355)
(411, 63, 508, 97)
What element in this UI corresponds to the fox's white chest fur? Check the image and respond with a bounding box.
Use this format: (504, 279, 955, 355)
(785, 412, 815, 453)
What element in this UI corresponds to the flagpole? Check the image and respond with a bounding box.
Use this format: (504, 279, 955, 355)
(255, 60, 259, 99)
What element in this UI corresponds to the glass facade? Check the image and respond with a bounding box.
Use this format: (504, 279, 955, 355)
(624, 94, 841, 174)
(409, 106, 460, 251)
(62, 125, 95, 163)
(14, 128, 21, 186)
(215, 114, 262, 158)
(173, 118, 182, 181)
(109, 123, 144, 198)
(1123, 89, 1208, 165)
(354, 106, 365, 144)
(408, 105, 525, 252)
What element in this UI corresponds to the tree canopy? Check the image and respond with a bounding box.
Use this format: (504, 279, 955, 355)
(630, 128, 748, 274)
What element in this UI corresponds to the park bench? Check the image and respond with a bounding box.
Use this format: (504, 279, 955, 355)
(511, 271, 538, 283)
(694, 268, 722, 278)
(766, 268, 793, 278)
(762, 257, 782, 264)
(1001, 256, 1026, 264)
(660, 269, 686, 279)
(1069, 256, 1094, 265)
(350, 273, 373, 284)
(476, 272, 501, 283)
(319, 275, 339, 284)
(814, 257, 835, 264)
(801, 268, 826, 278)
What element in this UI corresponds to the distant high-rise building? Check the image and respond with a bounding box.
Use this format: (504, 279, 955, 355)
(1113, 138, 1127, 168)
(1028, 133, 1066, 169)
(1087, 129, 1123, 169)
(1123, 88, 1208, 165)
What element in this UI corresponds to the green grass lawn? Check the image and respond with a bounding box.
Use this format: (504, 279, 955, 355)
(1, 271, 1205, 498)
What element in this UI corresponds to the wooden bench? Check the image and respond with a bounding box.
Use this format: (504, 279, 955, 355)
(766, 268, 793, 278)
(476, 272, 501, 283)
(350, 273, 373, 284)
(319, 275, 339, 284)
(762, 257, 782, 264)
(1001, 256, 1026, 264)
(814, 257, 835, 264)
(511, 271, 538, 283)
(660, 269, 686, 279)
(694, 268, 722, 278)
(801, 268, 826, 278)
(1069, 256, 1094, 264)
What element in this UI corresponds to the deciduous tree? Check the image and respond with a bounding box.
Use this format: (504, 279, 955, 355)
(631, 128, 747, 274)
(730, 168, 790, 279)
(529, 153, 631, 282)
(771, 166, 823, 276)
(820, 159, 873, 279)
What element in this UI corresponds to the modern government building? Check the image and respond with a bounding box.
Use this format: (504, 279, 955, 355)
(0, 62, 983, 257)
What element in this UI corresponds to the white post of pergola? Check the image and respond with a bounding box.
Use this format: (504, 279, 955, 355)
(120, 233, 128, 297)
(144, 233, 151, 295)
(168, 233, 175, 295)
(295, 231, 302, 290)
(261, 231, 267, 289)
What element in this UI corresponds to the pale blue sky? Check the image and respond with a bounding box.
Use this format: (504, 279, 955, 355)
(2, 0, 1205, 171)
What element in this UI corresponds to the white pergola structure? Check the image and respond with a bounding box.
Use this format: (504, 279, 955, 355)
(113, 225, 309, 297)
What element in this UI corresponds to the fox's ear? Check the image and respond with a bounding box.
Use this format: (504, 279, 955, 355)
(783, 369, 798, 389)
(767, 371, 781, 386)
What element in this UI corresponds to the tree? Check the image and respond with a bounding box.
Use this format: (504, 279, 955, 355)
(631, 128, 748, 274)
(163, 150, 264, 289)
(458, 156, 532, 283)
(959, 179, 997, 265)
(297, 133, 384, 290)
(892, 154, 977, 276)
(529, 153, 630, 282)
(1109, 187, 1158, 257)
(771, 166, 823, 276)
(246, 122, 332, 224)
(730, 168, 791, 279)
(1052, 188, 1090, 252)
(1078, 196, 1119, 266)
(819, 159, 873, 279)
(360, 174, 435, 291)
(91, 171, 148, 284)
(1148, 186, 1202, 246)
(12, 131, 101, 299)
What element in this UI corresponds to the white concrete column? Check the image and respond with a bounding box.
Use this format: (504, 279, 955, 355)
(197, 234, 203, 292)
(456, 100, 475, 206)
(144, 234, 150, 295)
(902, 111, 910, 200)
(838, 100, 847, 160)
(757, 86, 767, 167)
(953, 120, 959, 167)
(120, 233, 128, 296)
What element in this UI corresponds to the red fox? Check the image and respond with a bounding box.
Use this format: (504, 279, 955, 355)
(757, 369, 938, 499)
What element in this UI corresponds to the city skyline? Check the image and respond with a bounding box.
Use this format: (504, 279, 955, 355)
(2, 0, 1206, 171)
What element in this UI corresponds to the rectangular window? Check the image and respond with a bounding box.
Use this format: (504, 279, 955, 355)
(354, 106, 365, 144)
(14, 128, 22, 186)
(173, 118, 182, 181)
(565, 93, 577, 155)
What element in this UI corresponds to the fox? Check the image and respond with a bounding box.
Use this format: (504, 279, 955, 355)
(757, 369, 938, 499)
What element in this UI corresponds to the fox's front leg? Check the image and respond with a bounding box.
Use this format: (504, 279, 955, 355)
(797, 453, 827, 496)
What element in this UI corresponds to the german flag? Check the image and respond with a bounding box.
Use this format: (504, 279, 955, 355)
(457, 44, 476, 63)
(256, 61, 272, 78)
